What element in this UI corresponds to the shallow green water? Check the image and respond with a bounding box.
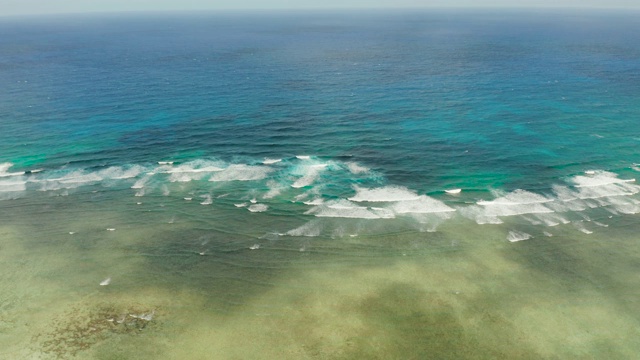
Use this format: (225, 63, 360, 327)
(1, 190, 639, 359)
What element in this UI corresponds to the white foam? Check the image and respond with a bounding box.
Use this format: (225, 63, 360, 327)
(263, 180, 284, 199)
(445, 188, 462, 194)
(163, 160, 224, 182)
(0, 162, 14, 174)
(209, 164, 272, 182)
(131, 175, 150, 189)
(291, 164, 327, 188)
(348, 186, 421, 202)
(99, 277, 111, 286)
(346, 162, 369, 174)
(553, 172, 640, 214)
(370, 207, 396, 219)
(248, 204, 268, 212)
(158, 161, 174, 165)
(38, 170, 102, 191)
(286, 221, 321, 237)
(531, 213, 569, 227)
(572, 171, 634, 186)
(476, 190, 554, 218)
(98, 165, 144, 180)
(249, 244, 260, 250)
(306, 199, 394, 219)
(303, 198, 324, 205)
(543, 231, 553, 237)
(296, 155, 311, 160)
(262, 158, 281, 165)
(507, 231, 532, 242)
(573, 222, 593, 234)
(477, 189, 552, 206)
(200, 195, 212, 205)
(0, 179, 27, 192)
(389, 195, 455, 214)
(0, 162, 24, 177)
(234, 203, 248, 208)
(458, 206, 504, 225)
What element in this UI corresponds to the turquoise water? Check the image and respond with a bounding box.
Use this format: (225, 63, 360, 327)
(1, 9, 640, 359)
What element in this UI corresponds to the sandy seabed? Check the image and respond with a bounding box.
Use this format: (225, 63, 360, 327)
(1, 192, 639, 359)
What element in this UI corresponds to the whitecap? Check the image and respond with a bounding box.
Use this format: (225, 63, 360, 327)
(163, 160, 224, 182)
(200, 195, 212, 205)
(445, 188, 462, 194)
(291, 164, 328, 188)
(296, 155, 311, 160)
(389, 195, 455, 214)
(131, 175, 150, 189)
(248, 204, 268, 212)
(262, 158, 282, 165)
(99, 277, 111, 286)
(263, 180, 284, 199)
(346, 162, 369, 174)
(306, 199, 394, 219)
(303, 198, 324, 205)
(209, 164, 273, 182)
(98, 165, 145, 180)
(286, 221, 322, 237)
(0, 162, 25, 178)
(573, 221, 593, 234)
(507, 231, 532, 242)
(476, 190, 554, 217)
(0, 179, 27, 193)
(348, 186, 421, 202)
(38, 170, 102, 191)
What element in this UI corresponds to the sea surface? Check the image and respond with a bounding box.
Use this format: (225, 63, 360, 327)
(1, 9, 640, 359)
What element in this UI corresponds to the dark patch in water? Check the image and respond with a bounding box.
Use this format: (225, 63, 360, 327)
(34, 303, 157, 359)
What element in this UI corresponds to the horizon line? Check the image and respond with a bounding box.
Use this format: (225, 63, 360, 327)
(1, 5, 640, 19)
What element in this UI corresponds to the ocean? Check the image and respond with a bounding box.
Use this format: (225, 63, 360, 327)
(1, 9, 639, 359)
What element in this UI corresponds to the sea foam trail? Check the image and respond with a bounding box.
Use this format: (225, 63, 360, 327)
(210, 165, 273, 182)
(389, 195, 455, 214)
(0, 163, 25, 178)
(0, 179, 27, 192)
(507, 231, 532, 242)
(305, 199, 395, 219)
(1, 158, 638, 241)
(462, 190, 555, 224)
(163, 161, 224, 182)
(348, 186, 421, 202)
(291, 164, 328, 188)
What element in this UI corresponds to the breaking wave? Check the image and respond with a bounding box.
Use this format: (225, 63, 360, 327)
(1, 160, 638, 239)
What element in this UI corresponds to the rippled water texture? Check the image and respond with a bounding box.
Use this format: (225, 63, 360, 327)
(1, 9, 639, 359)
